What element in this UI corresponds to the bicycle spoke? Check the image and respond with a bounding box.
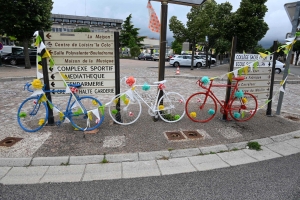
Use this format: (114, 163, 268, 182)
(157, 92, 185, 123)
(17, 96, 48, 132)
(108, 93, 141, 125)
(69, 96, 104, 131)
(229, 92, 258, 122)
(185, 92, 217, 123)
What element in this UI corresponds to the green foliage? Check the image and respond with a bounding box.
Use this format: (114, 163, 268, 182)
(74, 27, 91, 32)
(171, 40, 182, 54)
(223, 0, 269, 52)
(247, 141, 262, 151)
(119, 14, 145, 48)
(130, 46, 141, 58)
(253, 44, 266, 54)
(0, 0, 53, 69)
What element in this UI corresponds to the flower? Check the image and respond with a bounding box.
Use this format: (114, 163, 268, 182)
(38, 119, 45, 126)
(126, 76, 136, 87)
(31, 79, 43, 89)
(159, 105, 164, 110)
(190, 112, 197, 118)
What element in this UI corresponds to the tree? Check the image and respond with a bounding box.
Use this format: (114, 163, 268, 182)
(130, 46, 140, 59)
(0, 0, 53, 69)
(74, 27, 91, 32)
(119, 14, 145, 48)
(171, 40, 182, 54)
(223, 0, 269, 52)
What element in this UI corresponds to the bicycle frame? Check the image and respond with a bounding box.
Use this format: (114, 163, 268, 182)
(197, 77, 244, 117)
(123, 83, 167, 115)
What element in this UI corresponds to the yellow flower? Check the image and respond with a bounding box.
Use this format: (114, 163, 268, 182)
(113, 98, 119, 105)
(92, 100, 98, 106)
(159, 105, 164, 110)
(190, 112, 197, 118)
(38, 119, 45, 126)
(242, 97, 248, 104)
(31, 79, 43, 89)
(124, 98, 130, 105)
(59, 112, 64, 121)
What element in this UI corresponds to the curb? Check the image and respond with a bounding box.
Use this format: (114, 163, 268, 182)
(1, 130, 300, 167)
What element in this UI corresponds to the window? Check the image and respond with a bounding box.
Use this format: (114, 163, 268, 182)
(104, 22, 111, 26)
(91, 21, 98, 25)
(98, 21, 103, 26)
(51, 28, 56, 32)
(111, 23, 116, 27)
(63, 19, 69, 23)
(84, 20, 90, 25)
(77, 20, 83, 24)
(70, 19, 76, 23)
(54, 18, 63, 23)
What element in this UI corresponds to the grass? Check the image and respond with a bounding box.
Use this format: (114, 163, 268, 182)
(168, 148, 174, 151)
(101, 153, 109, 164)
(247, 141, 262, 151)
(60, 162, 70, 166)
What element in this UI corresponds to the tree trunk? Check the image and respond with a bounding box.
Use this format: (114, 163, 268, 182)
(23, 39, 31, 69)
(295, 51, 299, 66)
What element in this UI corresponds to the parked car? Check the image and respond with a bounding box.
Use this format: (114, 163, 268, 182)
(153, 53, 170, 61)
(138, 53, 153, 61)
(2, 49, 37, 65)
(194, 55, 216, 64)
(274, 60, 285, 74)
(169, 55, 206, 68)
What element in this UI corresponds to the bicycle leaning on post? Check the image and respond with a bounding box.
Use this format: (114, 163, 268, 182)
(185, 76, 258, 123)
(107, 76, 186, 125)
(17, 79, 104, 132)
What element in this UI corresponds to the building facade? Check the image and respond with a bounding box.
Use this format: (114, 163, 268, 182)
(51, 14, 123, 33)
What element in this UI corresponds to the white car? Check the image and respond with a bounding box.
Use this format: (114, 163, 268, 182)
(153, 53, 170, 61)
(274, 60, 285, 74)
(169, 55, 206, 68)
(194, 55, 216, 64)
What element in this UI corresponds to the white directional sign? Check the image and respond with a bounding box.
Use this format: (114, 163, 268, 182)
(233, 54, 274, 100)
(44, 32, 115, 94)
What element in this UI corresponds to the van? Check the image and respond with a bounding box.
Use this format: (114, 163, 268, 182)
(0, 46, 24, 56)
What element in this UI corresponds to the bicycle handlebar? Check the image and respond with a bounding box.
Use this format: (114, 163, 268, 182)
(24, 83, 34, 92)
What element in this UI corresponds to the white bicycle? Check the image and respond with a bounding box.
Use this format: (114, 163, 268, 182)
(107, 76, 186, 125)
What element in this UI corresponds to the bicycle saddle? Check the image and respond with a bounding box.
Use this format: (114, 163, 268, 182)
(68, 83, 82, 88)
(232, 76, 245, 81)
(153, 80, 167, 84)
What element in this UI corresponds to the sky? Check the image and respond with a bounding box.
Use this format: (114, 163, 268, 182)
(52, 0, 294, 48)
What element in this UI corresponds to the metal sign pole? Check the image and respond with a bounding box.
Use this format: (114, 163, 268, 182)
(223, 36, 237, 120)
(266, 41, 277, 116)
(39, 30, 54, 125)
(277, 1, 300, 115)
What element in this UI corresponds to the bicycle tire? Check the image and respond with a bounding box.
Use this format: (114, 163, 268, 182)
(17, 95, 48, 132)
(185, 92, 217, 123)
(108, 93, 141, 125)
(228, 92, 258, 122)
(69, 96, 104, 131)
(157, 92, 185, 123)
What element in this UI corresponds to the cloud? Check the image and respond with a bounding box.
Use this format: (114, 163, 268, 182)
(52, 0, 293, 48)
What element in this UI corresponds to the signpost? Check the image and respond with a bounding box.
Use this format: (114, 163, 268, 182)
(44, 32, 116, 95)
(234, 53, 275, 100)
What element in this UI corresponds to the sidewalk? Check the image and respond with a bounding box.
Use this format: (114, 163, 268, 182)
(0, 60, 300, 185)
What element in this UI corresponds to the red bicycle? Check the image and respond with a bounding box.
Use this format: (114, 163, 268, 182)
(185, 76, 258, 122)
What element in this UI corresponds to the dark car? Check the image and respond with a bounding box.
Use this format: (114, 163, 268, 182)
(2, 50, 37, 65)
(138, 53, 153, 61)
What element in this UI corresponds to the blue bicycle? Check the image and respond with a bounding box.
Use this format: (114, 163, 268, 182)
(17, 82, 104, 132)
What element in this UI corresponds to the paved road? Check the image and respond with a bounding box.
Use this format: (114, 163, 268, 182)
(1, 153, 300, 199)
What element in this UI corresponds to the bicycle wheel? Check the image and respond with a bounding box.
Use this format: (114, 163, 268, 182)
(185, 92, 217, 123)
(228, 92, 258, 122)
(69, 96, 104, 131)
(108, 93, 141, 125)
(157, 92, 185, 123)
(17, 95, 48, 132)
